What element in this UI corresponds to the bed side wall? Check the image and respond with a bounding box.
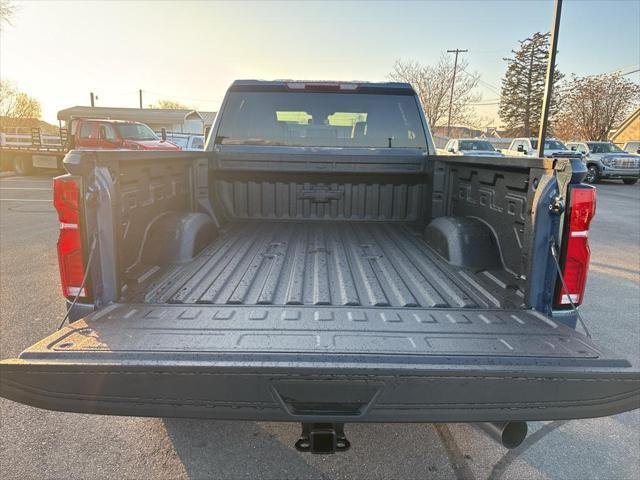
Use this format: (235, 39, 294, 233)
(431, 158, 540, 281)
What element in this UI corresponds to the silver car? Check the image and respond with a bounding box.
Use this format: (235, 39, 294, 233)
(444, 139, 504, 157)
(567, 141, 640, 185)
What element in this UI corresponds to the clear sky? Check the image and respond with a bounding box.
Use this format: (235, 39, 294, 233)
(1, 0, 639, 125)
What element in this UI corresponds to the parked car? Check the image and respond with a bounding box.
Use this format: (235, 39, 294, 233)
(1, 80, 637, 454)
(164, 133, 205, 150)
(503, 137, 580, 159)
(442, 138, 504, 156)
(566, 141, 639, 185)
(622, 140, 640, 155)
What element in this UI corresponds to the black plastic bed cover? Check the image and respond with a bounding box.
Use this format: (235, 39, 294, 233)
(1, 303, 638, 422)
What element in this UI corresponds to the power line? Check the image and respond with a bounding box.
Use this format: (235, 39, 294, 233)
(477, 79, 501, 94)
(458, 67, 502, 95)
(603, 64, 640, 76)
(144, 90, 218, 103)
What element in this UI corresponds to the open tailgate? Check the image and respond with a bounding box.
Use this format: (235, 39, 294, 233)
(1, 304, 638, 422)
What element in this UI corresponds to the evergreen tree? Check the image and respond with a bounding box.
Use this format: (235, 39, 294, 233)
(499, 32, 563, 137)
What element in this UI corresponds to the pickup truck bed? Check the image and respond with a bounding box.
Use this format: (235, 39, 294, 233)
(2, 152, 637, 424)
(144, 221, 522, 308)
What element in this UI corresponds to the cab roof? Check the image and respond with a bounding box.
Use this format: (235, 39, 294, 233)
(229, 80, 416, 95)
(75, 118, 141, 124)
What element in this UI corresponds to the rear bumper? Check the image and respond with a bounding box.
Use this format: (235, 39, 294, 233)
(2, 304, 639, 422)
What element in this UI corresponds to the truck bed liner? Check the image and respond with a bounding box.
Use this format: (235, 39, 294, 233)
(144, 222, 523, 308)
(28, 303, 597, 358)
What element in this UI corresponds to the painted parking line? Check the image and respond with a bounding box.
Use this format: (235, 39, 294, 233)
(0, 178, 52, 181)
(0, 187, 52, 191)
(0, 184, 53, 189)
(0, 198, 52, 202)
(0, 182, 53, 187)
(1, 177, 54, 181)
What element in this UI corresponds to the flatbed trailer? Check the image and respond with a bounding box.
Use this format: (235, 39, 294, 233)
(0, 128, 68, 175)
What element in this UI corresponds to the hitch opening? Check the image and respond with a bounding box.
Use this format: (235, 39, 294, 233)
(295, 423, 350, 454)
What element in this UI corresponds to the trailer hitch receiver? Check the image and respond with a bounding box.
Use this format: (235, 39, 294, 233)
(295, 423, 350, 454)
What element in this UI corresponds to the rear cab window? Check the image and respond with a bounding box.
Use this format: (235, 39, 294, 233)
(215, 88, 427, 149)
(459, 140, 495, 151)
(567, 143, 587, 153)
(79, 122, 95, 139)
(531, 139, 566, 150)
(99, 124, 117, 141)
(116, 123, 158, 141)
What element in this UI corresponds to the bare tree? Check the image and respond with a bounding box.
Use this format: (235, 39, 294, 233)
(150, 99, 190, 109)
(0, 80, 42, 121)
(0, 0, 16, 29)
(554, 74, 640, 141)
(389, 56, 481, 130)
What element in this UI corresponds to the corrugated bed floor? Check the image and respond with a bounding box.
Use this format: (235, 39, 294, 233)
(145, 222, 523, 308)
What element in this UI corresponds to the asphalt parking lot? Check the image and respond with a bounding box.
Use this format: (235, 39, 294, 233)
(0, 173, 638, 480)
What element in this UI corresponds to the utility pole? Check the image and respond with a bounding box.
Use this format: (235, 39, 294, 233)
(139, 89, 143, 109)
(537, 0, 562, 158)
(90, 92, 95, 107)
(446, 48, 468, 138)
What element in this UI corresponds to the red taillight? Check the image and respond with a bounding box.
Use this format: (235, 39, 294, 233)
(53, 176, 89, 299)
(554, 185, 596, 307)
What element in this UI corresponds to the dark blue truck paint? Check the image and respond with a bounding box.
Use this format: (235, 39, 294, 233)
(0, 81, 638, 424)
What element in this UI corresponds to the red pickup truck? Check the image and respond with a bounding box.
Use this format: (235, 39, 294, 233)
(1, 118, 180, 175)
(69, 119, 181, 151)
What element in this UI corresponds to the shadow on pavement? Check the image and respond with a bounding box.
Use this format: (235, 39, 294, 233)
(163, 419, 325, 479)
(164, 419, 460, 480)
